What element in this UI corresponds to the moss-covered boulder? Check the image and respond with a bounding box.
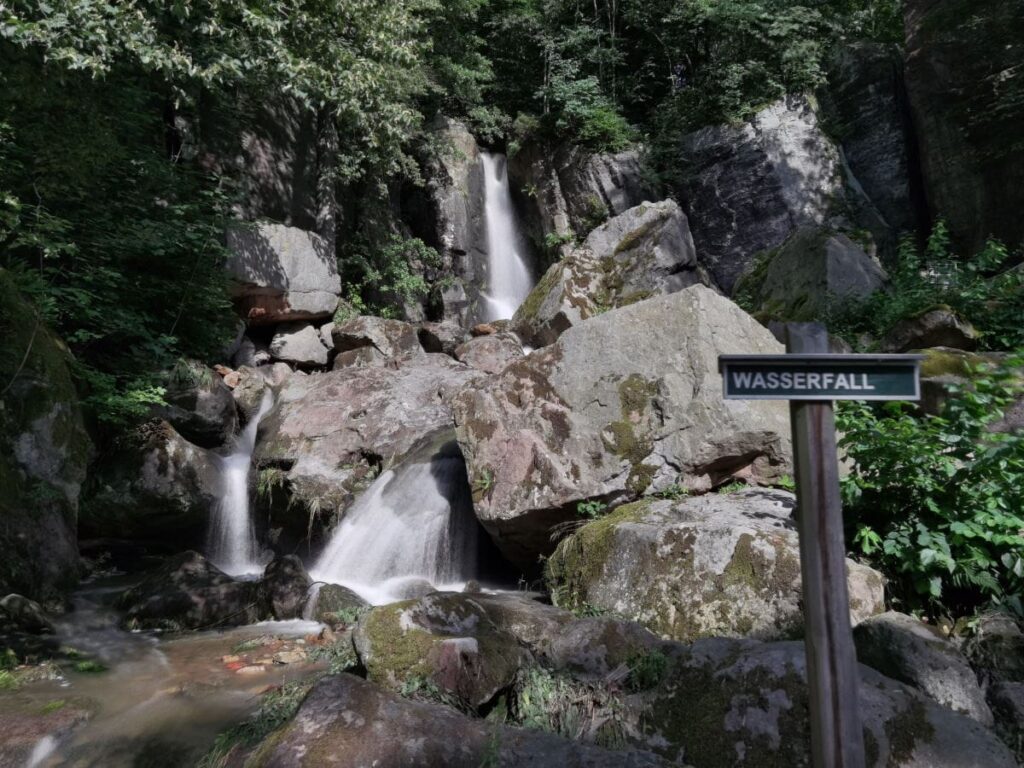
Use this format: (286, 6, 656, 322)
(630, 638, 1016, 767)
(80, 420, 220, 549)
(153, 359, 238, 448)
(513, 201, 713, 348)
(547, 490, 884, 643)
(0, 269, 92, 603)
(455, 286, 792, 569)
(352, 593, 530, 709)
(735, 226, 886, 322)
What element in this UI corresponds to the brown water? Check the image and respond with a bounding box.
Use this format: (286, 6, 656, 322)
(0, 579, 326, 768)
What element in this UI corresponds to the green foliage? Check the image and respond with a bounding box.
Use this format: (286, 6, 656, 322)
(775, 475, 797, 492)
(308, 637, 359, 674)
(72, 659, 106, 674)
(716, 481, 747, 495)
(626, 649, 668, 692)
(0, 669, 17, 690)
(399, 674, 468, 711)
(340, 233, 440, 319)
(576, 499, 609, 519)
(653, 483, 690, 501)
(512, 666, 626, 745)
(837, 354, 1024, 617)
(826, 222, 1024, 351)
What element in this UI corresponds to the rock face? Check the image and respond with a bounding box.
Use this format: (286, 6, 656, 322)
(155, 360, 239, 448)
(0, 270, 92, 602)
(547, 491, 884, 642)
(224, 221, 340, 325)
(454, 333, 524, 374)
(818, 42, 924, 251)
(80, 421, 220, 549)
(882, 307, 979, 353)
(962, 613, 1024, 684)
(269, 321, 331, 367)
(256, 354, 483, 525)
(242, 673, 670, 768)
(736, 226, 886, 322)
(988, 682, 1024, 764)
(454, 287, 792, 568)
(508, 142, 657, 255)
(673, 95, 844, 293)
(513, 201, 712, 348)
(0, 594, 55, 635)
(331, 315, 424, 362)
(854, 611, 992, 725)
(117, 551, 268, 630)
(904, 0, 1024, 254)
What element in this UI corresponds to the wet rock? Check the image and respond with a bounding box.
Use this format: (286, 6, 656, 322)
(418, 321, 469, 356)
(225, 222, 340, 325)
(453, 286, 792, 569)
(155, 359, 238, 448)
(736, 226, 886, 322)
(513, 201, 713, 347)
(882, 307, 979, 353)
(817, 42, 924, 255)
(261, 555, 312, 620)
(117, 551, 270, 630)
(353, 593, 530, 708)
(269, 322, 330, 367)
(547, 490, 883, 643)
(962, 613, 1024, 684)
(0, 698, 91, 768)
(256, 354, 483, 526)
(630, 638, 1016, 767)
(855, 611, 992, 725)
(0, 269, 91, 602)
(904, 0, 1024, 254)
(988, 682, 1024, 764)
(241, 673, 670, 767)
(232, 363, 291, 423)
(310, 584, 367, 625)
(80, 421, 220, 549)
(0, 594, 55, 635)
(454, 333, 524, 374)
(673, 95, 845, 293)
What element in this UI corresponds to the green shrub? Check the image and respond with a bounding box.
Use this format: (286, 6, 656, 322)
(837, 354, 1024, 617)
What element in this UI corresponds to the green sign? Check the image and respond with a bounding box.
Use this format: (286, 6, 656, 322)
(719, 354, 922, 401)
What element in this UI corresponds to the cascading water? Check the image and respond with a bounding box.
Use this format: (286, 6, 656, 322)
(480, 151, 534, 321)
(207, 391, 273, 576)
(310, 442, 478, 605)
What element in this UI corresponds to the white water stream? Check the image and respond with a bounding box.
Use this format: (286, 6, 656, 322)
(206, 391, 273, 576)
(310, 449, 478, 605)
(480, 152, 534, 321)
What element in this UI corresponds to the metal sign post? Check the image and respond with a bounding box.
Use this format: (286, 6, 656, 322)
(719, 323, 922, 768)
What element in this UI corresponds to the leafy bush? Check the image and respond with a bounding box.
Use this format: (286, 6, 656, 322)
(826, 222, 1024, 351)
(837, 354, 1024, 617)
(339, 234, 439, 319)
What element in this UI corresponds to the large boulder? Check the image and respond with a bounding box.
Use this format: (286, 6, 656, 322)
(882, 307, 979, 353)
(117, 551, 270, 630)
(513, 201, 713, 347)
(904, 0, 1024, 254)
(255, 354, 484, 527)
(261, 555, 312, 620)
(632, 638, 1016, 767)
(454, 333, 524, 374)
(236, 673, 670, 768)
(155, 360, 238, 448)
(547, 491, 884, 642)
(962, 613, 1024, 684)
(453, 286, 791, 569)
(0, 270, 91, 602)
(224, 221, 340, 325)
(269, 321, 331, 367)
(818, 42, 924, 252)
(736, 226, 886, 322)
(80, 421, 221, 549)
(988, 682, 1024, 764)
(854, 611, 992, 725)
(331, 315, 424, 363)
(673, 95, 845, 293)
(353, 593, 531, 708)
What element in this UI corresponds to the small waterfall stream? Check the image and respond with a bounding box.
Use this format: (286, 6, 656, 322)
(480, 151, 534, 321)
(310, 443, 478, 605)
(207, 391, 273, 576)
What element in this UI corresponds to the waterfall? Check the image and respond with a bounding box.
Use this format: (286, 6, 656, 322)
(480, 152, 534, 321)
(207, 390, 273, 576)
(310, 444, 478, 606)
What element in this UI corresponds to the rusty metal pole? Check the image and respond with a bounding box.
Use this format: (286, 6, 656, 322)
(786, 322, 866, 768)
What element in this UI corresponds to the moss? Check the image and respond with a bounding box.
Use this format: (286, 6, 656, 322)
(360, 601, 436, 685)
(885, 698, 935, 766)
(920, 347, 989, 378)
(515, 259, 564, 325)
(612, 214, 663, 256)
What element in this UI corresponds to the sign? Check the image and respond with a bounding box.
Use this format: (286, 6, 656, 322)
(719, 354, 922, 401)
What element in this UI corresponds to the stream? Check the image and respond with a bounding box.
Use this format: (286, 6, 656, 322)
(0, 577, 326, 767)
